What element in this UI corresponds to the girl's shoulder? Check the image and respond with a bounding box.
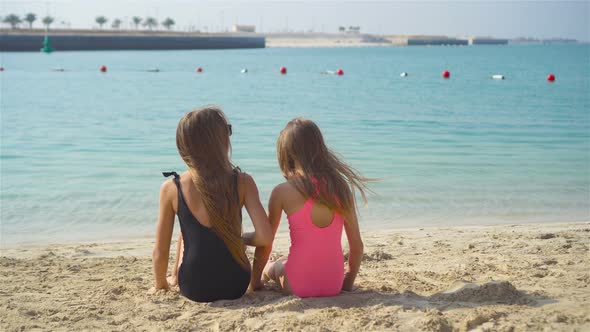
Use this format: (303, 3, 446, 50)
(160, 178, 176, 199)
(160, 171, 187, 193)
(236, 171, 261, 205)
(160, 171, 190, 197)
(236, 170, 255, 188)
(272, 181, 301, 199)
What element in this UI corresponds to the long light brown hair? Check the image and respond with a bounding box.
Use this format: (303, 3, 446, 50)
(176, 106, 248, 269)
(277, 118, 369, 222)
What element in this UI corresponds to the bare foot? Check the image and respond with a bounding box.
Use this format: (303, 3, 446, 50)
(147, 286, 169, 295)
(342, 284, 360, 292)
(249, 279, 265, 291)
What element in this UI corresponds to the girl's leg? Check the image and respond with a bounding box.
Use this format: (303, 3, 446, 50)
(262, 257, 292, 294)
(167, 232, 183, 286)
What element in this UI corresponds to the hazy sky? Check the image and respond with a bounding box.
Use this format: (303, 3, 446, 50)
(2, 1, 589, 40)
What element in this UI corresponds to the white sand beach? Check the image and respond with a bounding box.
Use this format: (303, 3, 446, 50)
(1, 222, 588, 331)
(264, 34, 396, 48)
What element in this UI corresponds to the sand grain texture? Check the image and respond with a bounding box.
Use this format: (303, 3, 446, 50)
(1, 222, 589, 331)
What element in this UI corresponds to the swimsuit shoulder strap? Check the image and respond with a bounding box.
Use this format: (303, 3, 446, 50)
(162, 171, 183, 204)
(162, 171, 180, 187)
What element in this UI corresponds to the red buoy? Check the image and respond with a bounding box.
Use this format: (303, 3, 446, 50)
(336, 69, 344, 76)
(547, 73, 555, 82)
(280, 66, 287, 75)
(442, 70, 450, 79)
(100, 65, 107, 73)
(196, 67, 203, 73)
(0, 67, 4, 72)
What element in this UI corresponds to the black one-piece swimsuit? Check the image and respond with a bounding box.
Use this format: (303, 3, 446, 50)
(163, 171, 250, 302)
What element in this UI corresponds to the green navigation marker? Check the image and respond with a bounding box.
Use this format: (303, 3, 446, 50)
(40, 35, 54, 53)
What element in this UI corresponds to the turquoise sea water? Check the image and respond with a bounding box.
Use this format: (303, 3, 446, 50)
(1, 45, 589, 244)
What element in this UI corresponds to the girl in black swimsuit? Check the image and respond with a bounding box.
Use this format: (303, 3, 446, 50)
(151, 106, 272, 302)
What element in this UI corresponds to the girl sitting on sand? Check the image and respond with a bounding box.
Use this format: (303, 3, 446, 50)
(151, 106, 272, 302)
(250, 118, 368, 297)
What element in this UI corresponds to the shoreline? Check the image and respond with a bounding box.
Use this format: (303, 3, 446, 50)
(1, 222, 588, 331)
(2, 219, 588, 251)
(1, 29, 583, 52)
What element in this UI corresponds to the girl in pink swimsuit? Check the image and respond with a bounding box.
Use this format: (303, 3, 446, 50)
(249, 118, 369, 297)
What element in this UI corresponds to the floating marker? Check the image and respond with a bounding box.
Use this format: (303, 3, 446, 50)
(280, 66, 287, 75)
(100, 65, 107, 73)
(336, 69, 344, 76)
(492, 74, 505, 80)
(40, 35, 54, 53)
(241, 68, 248, 73)
(442, 70, 450, 79)
(547, 73, 556, 82)
(400, 72, 408, 77)
(196, 67, 203, 73)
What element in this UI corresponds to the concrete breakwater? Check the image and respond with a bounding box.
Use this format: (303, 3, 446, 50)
(0, 33, 265, 51)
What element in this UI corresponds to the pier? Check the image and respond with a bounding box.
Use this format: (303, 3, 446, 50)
(0, 30, 265, 51)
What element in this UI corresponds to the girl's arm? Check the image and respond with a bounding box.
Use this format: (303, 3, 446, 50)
(250, 185, 282, 290)
(343, 212, 364, 291)
(173, 233, 182, 273)
(152, 180, 176, 290)
(167, 232, 182, 286)
(240, 174, 272, 247)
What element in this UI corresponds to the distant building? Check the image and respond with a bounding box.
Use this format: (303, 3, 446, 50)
(338, 26, 361, 34)
(232, 25, 255, 33)
(347, 26, 360, 34)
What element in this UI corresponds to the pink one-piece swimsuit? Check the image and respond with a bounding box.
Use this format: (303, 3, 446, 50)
(284, 195, 345, 298)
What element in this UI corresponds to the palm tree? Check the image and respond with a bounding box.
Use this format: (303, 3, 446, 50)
(24, 13, 36, 29)
(132, 16, 141, 29)
(42, 16, 54, 30)
(143, 17, 157, 31)
(112, 18, 122, 29)
(3, 14, 22, 29)
(95, 16, 108, 29)
(161, 17, 175, 30)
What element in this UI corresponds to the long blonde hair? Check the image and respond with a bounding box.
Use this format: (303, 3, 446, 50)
(277, 118, 369, 222)
(176, 106, 248, 269)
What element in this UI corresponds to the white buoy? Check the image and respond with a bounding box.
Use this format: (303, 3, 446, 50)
(400, 72, 408, 77)
(492, 74, 505, 80)
(241, 68, 248, 73)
